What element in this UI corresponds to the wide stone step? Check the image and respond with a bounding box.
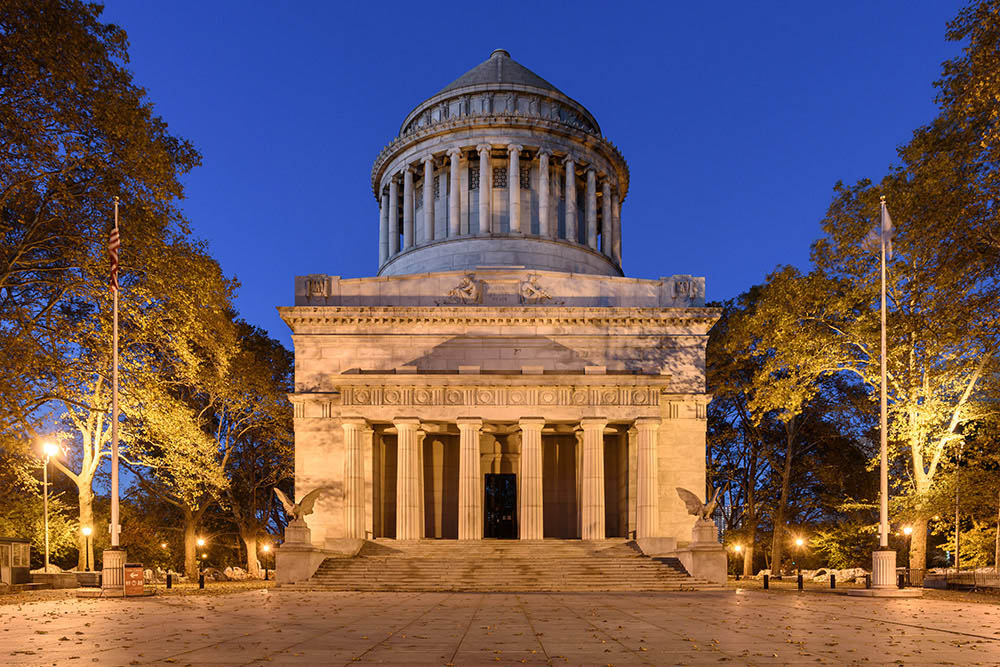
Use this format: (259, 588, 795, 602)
(292, 540, 712, 592)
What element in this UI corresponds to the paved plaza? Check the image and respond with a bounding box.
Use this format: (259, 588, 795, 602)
(2, 589, 1000, 666)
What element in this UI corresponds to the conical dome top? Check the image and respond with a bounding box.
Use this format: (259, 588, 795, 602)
(437, 49, 563, 96)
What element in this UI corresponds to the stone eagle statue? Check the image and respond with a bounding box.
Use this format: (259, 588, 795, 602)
(676, 485, 726, 521)
(273, 487, 323, 522)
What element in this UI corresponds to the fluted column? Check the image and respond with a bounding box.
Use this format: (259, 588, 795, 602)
(574, 430, 583, 538)
(388, 176, 399, 255)
(580, 418, 608, 540)
(564, 157, 577, 243)
(457, 418, 483, 540)
(342, 418, 367, 539)
(635, 417, 661, 539)
(508, 145, 522, 234)
(537, 151, 551, 238)
(448, 148, 461, 237)
(394, 418, 421, 540)
(477, 144, 492, 234)
(402, 167, 414, 249)
(379, 189, 389, 265)
(601, 179, 613, 258)
(422, 156, 434, 243)
(586, 167, 598, 250)
(518, 418, 545, 540)
(611, 188, 621, 264)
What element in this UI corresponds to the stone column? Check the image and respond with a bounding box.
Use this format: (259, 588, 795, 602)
(422, 156, 434, 243)
(574, 430, 583, 538)
(601, 179, 613, 258)
(402, 167, 414, 249)
(457, 418, 483, 540)
(379, 188, 389, 265)
(518, 418, 544, 540)
(580, 418, 608, 540)
(635, 417, 661, 539)
(508, 144, 522, 234)
(388, 176, 399, 256)
(477, 144, 492, 234)
(564, 156, 577, 243)
(537, 151, 551, 238)
(394, 418, 421, 540)
(586, 167, 598, 250)
(611, 188, 621, 264)
(342, 418, 367, 539)
(448, 148, 461, 237)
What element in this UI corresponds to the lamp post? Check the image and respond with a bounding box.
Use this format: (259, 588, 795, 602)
(81, 526, 93, 572)
(794, 537, 805, 576)
(902, 525, 913, 572)
(261, 544, 271, 581)
(41, 442, 58, 572)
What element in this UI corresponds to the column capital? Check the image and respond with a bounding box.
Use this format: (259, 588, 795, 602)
(476, 143, 492, 154)
(422, 154, 435, 165)
(634, 417, 661, 431)
(507, 144, 523, 155)
(537, 148, 551, 158)
(341, 417, 369, 430)
(579, 417, 608, 430)
(518, 417, 545, 429)
(456, 417, 483, 428)
(563, 154, 576, 166)
(447, 146, 463, 158)
(393, 417, 421, 429)
(586, 165, 597, 175)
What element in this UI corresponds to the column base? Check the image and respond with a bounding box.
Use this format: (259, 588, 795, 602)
(871, 549, 897, 589)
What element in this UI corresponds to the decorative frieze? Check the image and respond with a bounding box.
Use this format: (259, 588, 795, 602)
(338, 384, 660, 408)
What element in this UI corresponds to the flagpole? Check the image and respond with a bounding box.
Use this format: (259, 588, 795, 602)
(111, 196, 120, 548)
(878, 196, 889, 549)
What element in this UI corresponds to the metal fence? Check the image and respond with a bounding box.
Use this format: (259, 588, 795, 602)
(923, 570, 1000, 590)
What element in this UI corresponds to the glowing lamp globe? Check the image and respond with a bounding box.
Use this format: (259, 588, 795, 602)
(42, 442, 58, 457)
(81, 526, 93, 537)
(795, 538, 804, 547)
(903, 525, 913, 536)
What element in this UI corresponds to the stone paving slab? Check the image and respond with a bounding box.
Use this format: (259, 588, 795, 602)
(1, 589, 998, 666)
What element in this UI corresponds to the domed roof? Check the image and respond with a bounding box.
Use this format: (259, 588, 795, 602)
(437, 49, 564, 96)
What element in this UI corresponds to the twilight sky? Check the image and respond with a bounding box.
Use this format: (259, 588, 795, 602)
(99, 0, 963, 345)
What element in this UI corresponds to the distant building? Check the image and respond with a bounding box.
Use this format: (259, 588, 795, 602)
(280, 50, 720, 579)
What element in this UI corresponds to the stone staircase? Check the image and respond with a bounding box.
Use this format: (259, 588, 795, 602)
(282, 539, 719, 592)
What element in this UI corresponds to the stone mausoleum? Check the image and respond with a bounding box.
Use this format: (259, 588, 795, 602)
(278, 50, 723, 585)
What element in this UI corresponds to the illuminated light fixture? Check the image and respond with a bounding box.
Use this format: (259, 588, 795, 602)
(42, 442, 59, 457)
(196, 538, 205, 547)
(902, 525, 913, 536)
(81, 526, 93, 537)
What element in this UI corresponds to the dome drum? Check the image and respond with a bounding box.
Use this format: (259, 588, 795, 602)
(372, 50, 629, 278)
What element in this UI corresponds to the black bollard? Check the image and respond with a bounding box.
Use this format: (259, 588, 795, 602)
(199, 573, 205, 589)
(897, 573, 905, 589)
(865, 573, 871, 589)
(166, 573, 172, 589)
(264, 568, 269, 581)
(830, 574, 836, 589)
(735, 573, 740, 581)
(797, 574, 803, 591)
(763, 574, 769, 590)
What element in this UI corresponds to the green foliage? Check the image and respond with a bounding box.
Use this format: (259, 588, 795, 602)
(0, 452, 78, 569)
(811, 522, 878, 569)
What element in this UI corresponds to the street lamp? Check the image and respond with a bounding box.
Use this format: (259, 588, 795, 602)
(902, 525, 913, 571)
(81, 526, 93, 572)
(261, 544, 271, 581)
(41, 442, 59, 572)
(196, 537, 205, 547)
(794, 537, 805, 575)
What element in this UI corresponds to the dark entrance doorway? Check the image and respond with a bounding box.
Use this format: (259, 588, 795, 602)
(484, 473, 517, 539)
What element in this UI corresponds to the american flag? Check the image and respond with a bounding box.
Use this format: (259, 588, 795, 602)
(108, 226, 120, 291)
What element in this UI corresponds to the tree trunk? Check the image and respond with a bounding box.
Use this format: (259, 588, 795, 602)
(769, 428, 795, 576)
(909, 516, 928, 573)
(240, 526, 261, 578)
(77, 484, 95, 571)
(742, 488, 757, 576)
(994, 489, 999, 573)
(183, 510, 198, 579)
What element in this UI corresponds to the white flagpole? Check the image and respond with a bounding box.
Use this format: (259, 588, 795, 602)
(111, 196, 120, 548)
(878, 196, 889, 549)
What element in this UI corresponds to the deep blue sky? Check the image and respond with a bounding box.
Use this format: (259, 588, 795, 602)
(100, 1, 963, 345)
